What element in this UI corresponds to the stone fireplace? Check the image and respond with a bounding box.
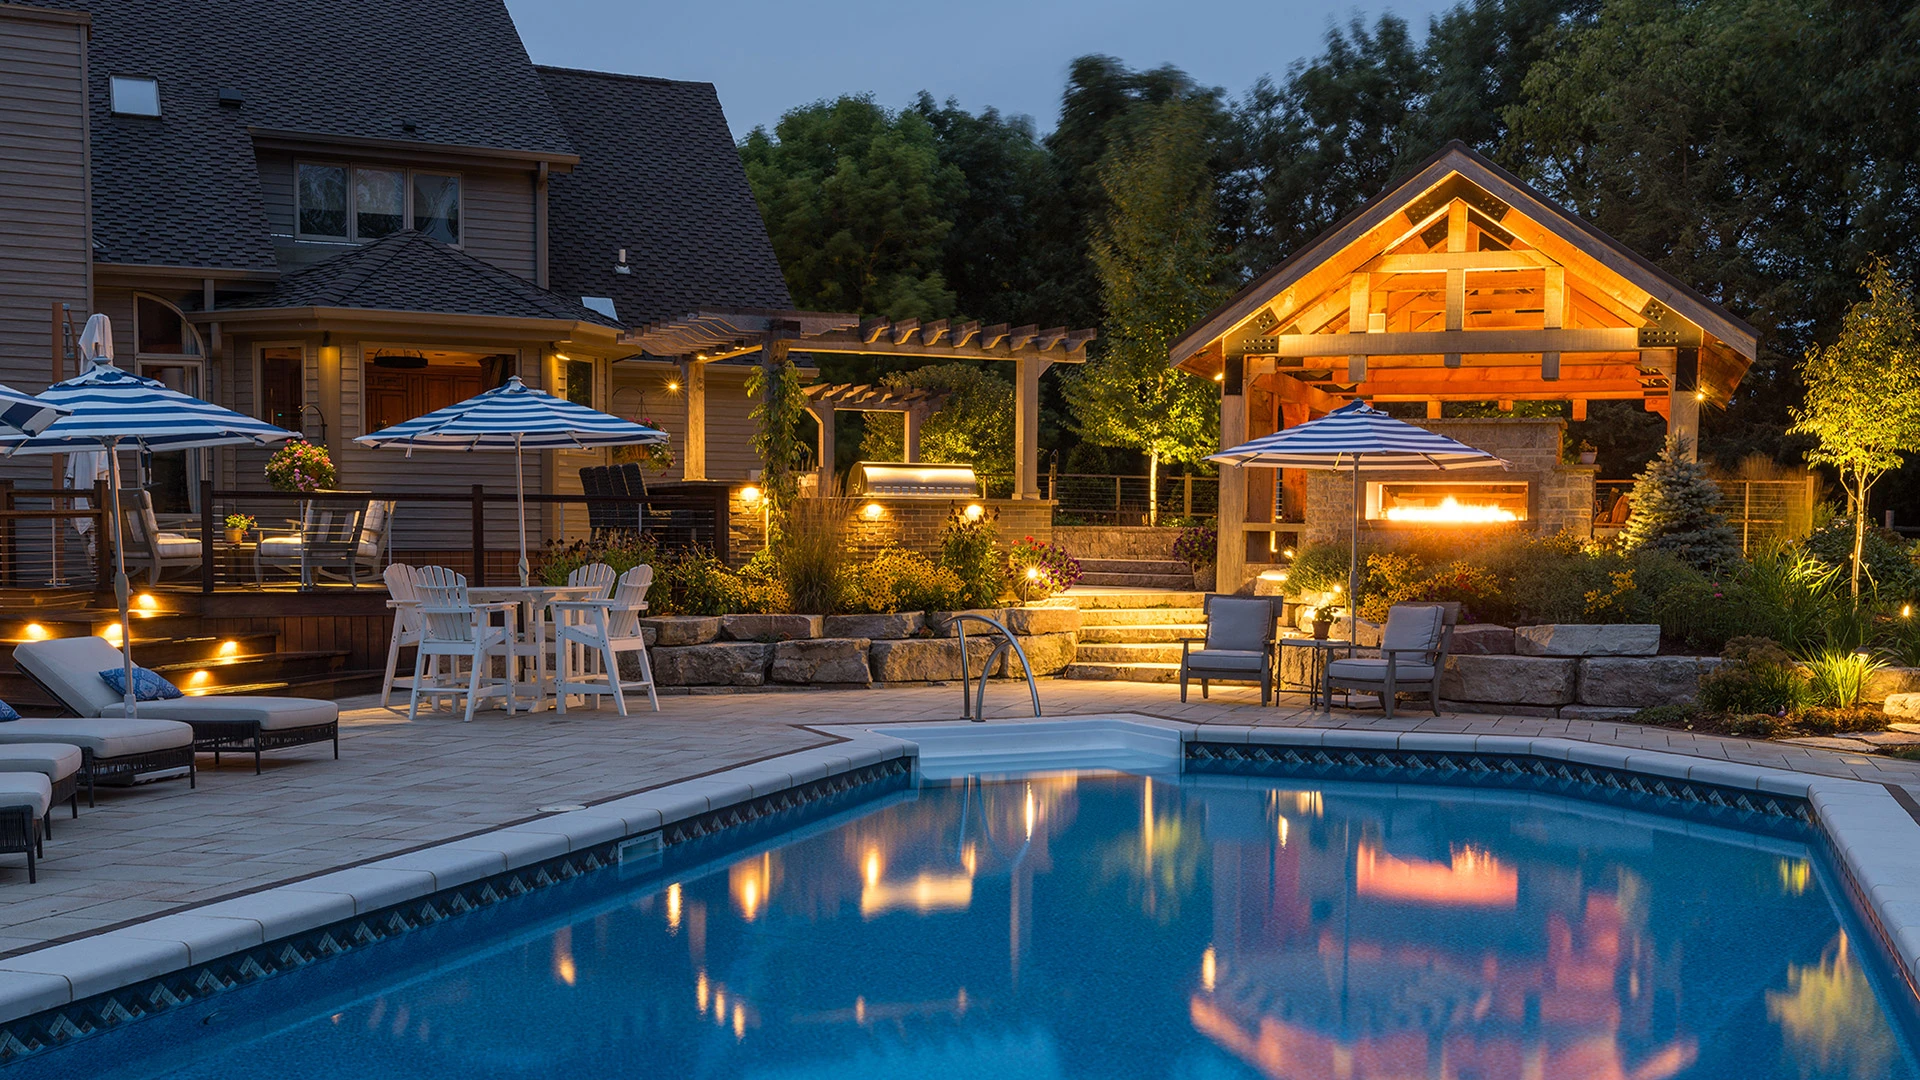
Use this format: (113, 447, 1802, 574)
(1301, 418, 1594, 546)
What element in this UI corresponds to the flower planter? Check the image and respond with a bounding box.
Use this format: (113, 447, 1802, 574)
(224, 528, 245, 544)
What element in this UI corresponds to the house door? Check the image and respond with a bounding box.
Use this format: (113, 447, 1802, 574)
(137, 361, 204, 514)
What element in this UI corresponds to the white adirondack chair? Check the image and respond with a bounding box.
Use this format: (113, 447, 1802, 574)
(408, 566, 520, 722)
(551, 565, 658, 715)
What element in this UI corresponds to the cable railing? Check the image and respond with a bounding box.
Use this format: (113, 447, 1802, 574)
(0, 483, 108, 589)
(1595, 476, 1817, 552)
(1044, 473, 1219, 525)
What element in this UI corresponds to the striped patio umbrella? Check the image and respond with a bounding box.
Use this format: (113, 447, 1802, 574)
(0, 358, 298, 715)
(355, 376, 667, 585)
(0, 384, 67, 437)
(1208, 400, 1507, 638)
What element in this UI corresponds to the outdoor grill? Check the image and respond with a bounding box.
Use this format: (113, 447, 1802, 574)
(849, 462, 980, 499)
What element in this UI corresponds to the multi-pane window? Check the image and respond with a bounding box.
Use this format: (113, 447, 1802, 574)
(260, 347, 304, 430)
(296, 163, 460, 244)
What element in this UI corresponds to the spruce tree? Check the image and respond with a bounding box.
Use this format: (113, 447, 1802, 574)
(1621, 440, 1742, 571)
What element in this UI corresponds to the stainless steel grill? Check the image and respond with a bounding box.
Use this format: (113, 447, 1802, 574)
(850, 462, 981, 498)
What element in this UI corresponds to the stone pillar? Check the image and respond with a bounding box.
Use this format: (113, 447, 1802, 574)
(681, 357, 706, 481)
(1014, 356, 1050, 499)
(1216, 356, 1247, 592)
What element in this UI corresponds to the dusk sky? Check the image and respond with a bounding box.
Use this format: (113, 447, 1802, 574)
(506, 0, 1456, 138)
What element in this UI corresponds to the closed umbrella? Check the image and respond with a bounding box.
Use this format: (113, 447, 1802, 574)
(1208, 399, 1506, 640)
(0, 352, 298, 715)
(355, 376, 667, 585)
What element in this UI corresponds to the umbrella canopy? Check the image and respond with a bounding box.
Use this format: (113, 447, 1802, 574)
(355, 376, 668, 584)
(0, 384, 66, 437)
(0, 358, 298, 716)
(1209, 400, 1506, 647)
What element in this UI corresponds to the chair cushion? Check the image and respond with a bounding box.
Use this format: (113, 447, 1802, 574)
(0, 744, 84, 782)
(1186, 648, 1269, 674)
(1381, 604, 1444, 655)
(12, 637, 129, 716)
(257, 536, 302, 557)
(0, 775, 52, 818)
(1327, 658, 1437, 682)
(0, 717, 194, 757)
(101, 696, 338, 731)
(154, 534, 200, 559)
(100, 666, 184, 701)
(1205, 598, 1273, 651)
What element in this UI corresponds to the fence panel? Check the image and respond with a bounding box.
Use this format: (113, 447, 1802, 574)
(1045, 473, 1218, 525)
(1595, 477, 1814, 553)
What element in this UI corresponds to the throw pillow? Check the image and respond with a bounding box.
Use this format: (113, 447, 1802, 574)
(99, 666, 184, 702)
(0, 700, 17, 721)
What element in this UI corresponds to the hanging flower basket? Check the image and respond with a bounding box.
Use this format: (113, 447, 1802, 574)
(611, 421, 674, 473)
(265, 439, 336, 493)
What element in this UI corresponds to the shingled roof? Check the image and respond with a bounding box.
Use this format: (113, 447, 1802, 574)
(220, 231, 624, 328)
(537, 67, 792, 328)
(33, 0, 574, 271)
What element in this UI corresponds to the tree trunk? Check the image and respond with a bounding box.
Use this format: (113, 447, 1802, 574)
(1851, 470, 1866, 599)
(1148, 450, 1160, 527)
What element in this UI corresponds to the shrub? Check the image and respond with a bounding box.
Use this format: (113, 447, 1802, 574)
(1696, 637, 1808, 716)
(1356, 550, 1502, 622)
(1804, 516, 1920, 599)
(265, 439, 335, 492)
(1801, 646, 1887, 708)
(940, 507, 1005, 608)
(1621, 441, 1741, 571)
(1727, 545, 1847, 651)
(1284, 542, 1356, 599)
(840, 548, 965, 613)
(1009, 535, 1082, 598)
(733, 549, 790, 615)
(653, 550, 739, 616)
(776, 488, 851, 614)
(1172, 525, 1217, 571)
(537, 534, 660, 587)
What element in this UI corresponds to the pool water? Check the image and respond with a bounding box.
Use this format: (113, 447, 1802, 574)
(43, 771, 1920, 1080)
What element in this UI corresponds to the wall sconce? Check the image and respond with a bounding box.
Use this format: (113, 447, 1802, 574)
(739, 485, 762, 506)
(862, 502, 884, 521)
(666, 379, 681, 393)
(964, 503, 984, 521)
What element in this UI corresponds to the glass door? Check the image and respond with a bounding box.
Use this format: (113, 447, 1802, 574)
(137, 360, 204, 515)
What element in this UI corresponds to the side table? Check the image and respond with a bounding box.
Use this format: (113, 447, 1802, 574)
(1275, 637, 1352, 711)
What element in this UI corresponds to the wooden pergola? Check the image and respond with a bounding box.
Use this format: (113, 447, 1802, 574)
(802, 383, 950, 484)
(625, 309, 1095, 498)
(1170, 142, 1760, 589)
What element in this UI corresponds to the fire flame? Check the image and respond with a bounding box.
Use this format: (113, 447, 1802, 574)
(1382, 496, 1518, 524)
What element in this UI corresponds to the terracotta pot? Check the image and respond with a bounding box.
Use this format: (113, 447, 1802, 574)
(1311, 618, 1333, 641)
(224, 528, 245, 544)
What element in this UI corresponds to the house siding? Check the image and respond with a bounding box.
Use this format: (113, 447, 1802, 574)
(610, 361, 764, 482)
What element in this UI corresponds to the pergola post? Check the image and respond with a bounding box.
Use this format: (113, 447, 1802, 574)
(681, 357, 707, 481)
(1014, 356, 1050, 499)
(903, 404, 930, 463)
(1215, 356, 1247, 593)
(809, 403, 834, 487)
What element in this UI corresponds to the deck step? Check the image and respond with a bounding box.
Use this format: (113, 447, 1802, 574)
(1059, 661, 1183, 683)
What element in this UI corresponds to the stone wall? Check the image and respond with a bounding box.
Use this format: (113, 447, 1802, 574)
(1052, 526, 1179, 560)
(726, 490, 1053, 565)
(1302, 418, 1595, 546)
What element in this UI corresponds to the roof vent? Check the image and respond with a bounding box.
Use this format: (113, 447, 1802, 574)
(401, 119, 417, 133)
(614, 248, 632, 275)
(216, 87, 243, 108)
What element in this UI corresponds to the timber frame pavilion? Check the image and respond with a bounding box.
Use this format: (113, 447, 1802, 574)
(1170, 142, 1761, 591)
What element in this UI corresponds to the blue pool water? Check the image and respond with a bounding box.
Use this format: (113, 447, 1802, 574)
(36, 770, 1920, 1080)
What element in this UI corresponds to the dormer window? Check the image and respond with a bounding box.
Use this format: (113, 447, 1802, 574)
(109, 75, 160, 117)
(296, 162, 461, 245)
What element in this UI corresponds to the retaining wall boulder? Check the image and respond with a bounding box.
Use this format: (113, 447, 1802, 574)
(1440, 655, 1578, 706)
(823, 613, 923, 640)
(719, 614, 822, 642)
(1885, 693, 1920, 720)
(652, 642, 772, 686)
(1449, 625, 1515, 655)
(1514, 624, 1660, 657)
(640, 616, 722, 646)
(1867, 667, 1920, 704)
(869, 637, 998, 682)
(925, 609, 1011, 637)
(771, 638, 871, 685)
(1576, 656, 1722, 708)
(1004, 606, 1082, 636)
(1000, 632, 1077, 678)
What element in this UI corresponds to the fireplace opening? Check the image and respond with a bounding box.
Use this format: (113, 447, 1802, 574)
(1367, 481, 1528, 524)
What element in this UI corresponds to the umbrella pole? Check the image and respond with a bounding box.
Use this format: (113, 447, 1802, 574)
(107, 443, 136, 718)
(515, 433, 529, 587)
(1349, 459, 1359, 645)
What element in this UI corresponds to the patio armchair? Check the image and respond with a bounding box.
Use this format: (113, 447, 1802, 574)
(409, 566, 521, 722)
(117, 490, 201, 585)
(579, 466, 616, 538)
(381, 563, 458, 712)
(1179, 596, 1278, 705)
(551, 565, 658, 714)
(0, 774, 51, 883)
(12, 635, 338, 775)
(255, 495, 392, 587)
(1322, 603, 1455, 718)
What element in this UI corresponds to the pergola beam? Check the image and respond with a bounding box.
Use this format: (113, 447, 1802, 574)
(1272, 326, 1639, 358)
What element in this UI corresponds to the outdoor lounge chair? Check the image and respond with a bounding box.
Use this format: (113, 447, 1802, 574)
(1322, 603, 1455, 718)
(0, 775, 52, 883)
(13, 636, 338, 774)
(1179, 596, 1277, 705)
(0, 702, 193, 805)
(255, 495, 392, 587)
(0, 744, 82, 828)
(118, 490, 201, 585)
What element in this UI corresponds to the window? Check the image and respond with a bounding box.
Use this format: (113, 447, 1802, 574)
(260, 347, 304, 430)
(295, 163, 461, 244)
(364, 350, 513, 431)
(412, 172, 460, 243)
(132, 295, 207, 515)
(565, 360, 594, 408)
(109, 75, 160, 116)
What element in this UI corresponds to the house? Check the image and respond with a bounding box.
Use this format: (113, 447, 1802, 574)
(0, 0, 790, 560)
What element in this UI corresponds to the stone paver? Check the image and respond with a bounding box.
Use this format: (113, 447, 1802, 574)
(0, 678, 1916, 957)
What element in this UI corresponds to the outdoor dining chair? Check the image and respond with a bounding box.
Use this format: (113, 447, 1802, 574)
(117, 490, 201, 585)
(408, 566, 521, 722)
(381, 563, 458, 711)
(550, 565, 658, 714)
(1178, 596, 1278, 705)
(1322, 603, 1455, 718)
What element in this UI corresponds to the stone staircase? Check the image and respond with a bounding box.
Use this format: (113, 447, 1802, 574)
(1059, 590, 1208, 683)
(1074, 557, 1198, 591)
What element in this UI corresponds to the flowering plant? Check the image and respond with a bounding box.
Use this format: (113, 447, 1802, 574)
(1009, 535, 1082, 599)
(223, 513, 256, 532)
(265, 439, 336, 493)
(611, 420, 675, 472)
(1172, 524, 1218, 570)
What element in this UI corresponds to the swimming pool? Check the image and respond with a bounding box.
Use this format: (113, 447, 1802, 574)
(31, 764, 1919, 1080)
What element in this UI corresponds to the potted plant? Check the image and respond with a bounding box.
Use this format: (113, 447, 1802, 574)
(223, 513, 256, 544)
(1577, 440, 1599, 466)
(1310, 605, 1339, 640)
(1173, 524, 1218, 591)
(265, 439, 336, 493)
(611, 421, 675, 473)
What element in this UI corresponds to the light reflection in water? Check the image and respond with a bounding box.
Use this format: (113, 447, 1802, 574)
(1768, 933, 1898, 1079)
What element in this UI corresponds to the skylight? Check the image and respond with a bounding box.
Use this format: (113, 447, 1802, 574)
(581, 296, 618, 320)
(109, 75, 160, 117)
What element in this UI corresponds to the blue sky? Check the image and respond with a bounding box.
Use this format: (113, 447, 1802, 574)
(507, 0, 1456, 138)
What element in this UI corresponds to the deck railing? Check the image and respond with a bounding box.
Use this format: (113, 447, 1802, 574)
(0, 482, 108, 589)
(1043, 473, 1219, 525)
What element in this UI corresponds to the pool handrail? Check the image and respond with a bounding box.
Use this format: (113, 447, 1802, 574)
(950, 614, 1042, 722)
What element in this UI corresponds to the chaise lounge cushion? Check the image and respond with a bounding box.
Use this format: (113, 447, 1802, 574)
(0, 718, 192, 759)
(99, 696, 338, 731)
(11, 637, 131, 716)
(1327, 658, 1437, 682)
(0, 775, 52, 819)
(0, 744, 84, 785)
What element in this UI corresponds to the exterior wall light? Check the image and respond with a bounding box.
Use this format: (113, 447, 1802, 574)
(862, 502, 884, 520)
(739, 485, 762, 506)
(964, 503, 984, 521)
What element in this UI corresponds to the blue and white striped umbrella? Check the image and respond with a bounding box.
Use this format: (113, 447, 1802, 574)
(356, 376, 667, 584)
(0, 383, 66, 437)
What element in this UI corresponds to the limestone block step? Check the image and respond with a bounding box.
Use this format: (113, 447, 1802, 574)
(1073, 642, 1187, 664)
(1076, 558, 1195, 577)
(1077, 606, 1207, 626)
(1060, 661, 1183, 683)
(1077, 572, 1202, 590)
(1077, 623, 1207, 644)
(1065, 591, 1208, 610)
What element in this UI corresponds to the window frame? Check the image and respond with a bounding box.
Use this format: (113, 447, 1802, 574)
(293, 160, 463, 246)
(253, 341, 307, 432)
(109, 74, 160, 117)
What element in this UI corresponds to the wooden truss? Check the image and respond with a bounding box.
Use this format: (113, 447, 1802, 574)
(626, 308, 1096, 365)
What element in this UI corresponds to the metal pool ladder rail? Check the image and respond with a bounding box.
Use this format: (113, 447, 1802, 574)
(951, 614, 1042, 722)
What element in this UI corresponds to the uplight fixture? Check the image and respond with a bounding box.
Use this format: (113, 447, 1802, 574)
(1904, 604, 1914, 620)
(22, 623, 47, 641)
(1025, 566, 1040, 581)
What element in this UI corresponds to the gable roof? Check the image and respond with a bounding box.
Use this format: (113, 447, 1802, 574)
(32, 0, 574, 271)
(218, 231, 624, 329)
(1171, 141, 1759, 369)
(537, 66, 792, 328)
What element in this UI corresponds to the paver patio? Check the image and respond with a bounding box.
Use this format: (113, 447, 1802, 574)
(3, 679, 1917, 957)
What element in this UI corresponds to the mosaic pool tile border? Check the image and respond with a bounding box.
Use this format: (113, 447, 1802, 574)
(0, 756, 912, 1065)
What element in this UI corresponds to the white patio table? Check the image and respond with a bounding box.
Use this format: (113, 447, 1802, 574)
(469, 584, 606, 712)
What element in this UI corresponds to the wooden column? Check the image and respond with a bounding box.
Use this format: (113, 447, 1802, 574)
(1215, 356, 1247, 592)
(809, 404, 834, 488)
(1667, 346, 1701, 460)
(1014, 356, 1050, 499)
(903, 404, 930, 463)
(681, 357, 707, 481)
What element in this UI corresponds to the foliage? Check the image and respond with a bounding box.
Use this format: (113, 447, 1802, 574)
(858, 363, 1015, 478)
(1356, 552, 1502, 622)
(265, 440, 335, 493)
(775, 484, 851, 615)
(1008, 535, 1082, 598)
(610, 419, 674, 472)
(1284, 543, 1356, 599)
(746, 353, 809, 527)
(1697, 637, 1808, 717)
(1803, 515, 1920, 600)
(939, 507, 1005, 608)
(1726, 546, 1850, 652)
(1621, 441, 1742, 571)
(223, 513, 255, 532)
(1172, 525, 1217, 571)
(535, 534, 660, 587)
(1790, 261, 1920, 596)
(732, 549, 791, 615)
(1801, 647, 1887, 710)
(652, 550, 739, 617)
(839, 548, 965, 614)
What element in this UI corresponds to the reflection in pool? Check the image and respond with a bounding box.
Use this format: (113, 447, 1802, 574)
(53, 772, 1920, 1080)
